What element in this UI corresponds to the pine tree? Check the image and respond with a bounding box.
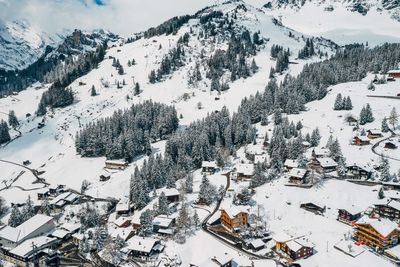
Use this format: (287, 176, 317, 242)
(149, 70, 157, 83)
(21, 196, 35, 222)
(388, 107, 398, 130)
(250, 59, 258, 74)
(198, 175, 216, 205)
(185, 173, 193, 193)
(139, 209, 153, 236)
(134, 82, 140, 96)
(192, 210, 200, 229)
(8, 110, 19, 128)
(334, 93, 343, 110)
(90, 85, 97, 96)
(177, 202, 190, 234)
(381, 117, 390, 132)
(380, 156, 390, 182)
(0, 120, 11, 144)
(344, 96, 353, 110)
(367, 81, 375, 90)
(8, 205, 22, 227)
(158, 192, 169, 215)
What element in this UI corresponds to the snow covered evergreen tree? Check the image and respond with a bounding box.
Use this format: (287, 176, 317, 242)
(139, 209, 154, 237)
(381, 117, 390, 132)
(8, 110, 19, 128)
(158, 192, 169, 215)
(0, 120, 10, 144)
(198, 175, 216, 205)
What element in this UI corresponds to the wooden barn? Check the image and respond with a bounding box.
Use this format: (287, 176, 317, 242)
(300, 202, 326, 215)
(367, 129, 383, 139)
(354, 136, 370, 146)
(337, 208, 363, 224)
(287, 168, 308, 184)
(275, 236, 315, 261)
(105, 160, 128, 170)
(388, 70, 400, 79)
(385, 142, 398, 149)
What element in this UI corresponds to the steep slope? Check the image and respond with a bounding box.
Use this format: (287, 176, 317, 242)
(0, 0, 335, 203)
(261, 0, 400, 45)
(0, 20, 61, 71)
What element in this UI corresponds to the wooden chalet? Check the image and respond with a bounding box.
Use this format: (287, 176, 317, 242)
(159, 188, 180, 203)
(283, 159, 298, 170)
(385, 142, 398, 149)
(316, 157, 338, 173)
(105, 160, 128, 170)
(127, 236, 163, 259)
(220, 207, 248, 232)
(300, 202, 326, 215)
(373, 200, 400, 221)
(367, 129, 383, 139)
(312, 148, 329, 158)
(114, 216, 132, 228)
(287, 168, 308, 184)
(337, 208, 363, 224)
(99, 171, 111, 182)
(354, 216, 400, 250)
(211, 254, 235, 267)
(275, 236, 314, 261)
(152, 215, 175, 235)
(36, 188, 50, 200)
(354, 136, 370, 146)
(202, 161, 217, 175)
(388, 70, 400, 79)
(235, 163, 255, 180)
(346, 163, 373, 179)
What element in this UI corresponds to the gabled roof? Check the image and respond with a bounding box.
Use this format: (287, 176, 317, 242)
(202, 161, 217, 168)
(288, 168, 307, 179)
(368, 129, 382, 135)
(105, 159, 127, 165)
(153, 215, 173, 228)
(284, 159, 298, 168)
(250, 238, 265, 249)
(313, 147, 329, 156)
(236, 163, 255, 176)
(127, 236, 158, 254)
(159, 188, 180, 197)
(221, 206, 248, 219)
(50, 229, 70, 239)
(9, 236, 57, 258)
(317, 157, 338, 168)
(356, 216, 399, 237)
(355, 136, 370, 142)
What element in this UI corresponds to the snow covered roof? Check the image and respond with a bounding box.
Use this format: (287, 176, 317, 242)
(385, 190, 400, 201)
(246, 144, 265, 155)
(236, 163, 255, 176)
(355, 136, 370, 142)
(153, 215, 173, 228)
(288, 168, 307, 179)
(211, 253, 233, 265)
(222, 206, 248, 219)
(50, 229, 70, 239)
(110, 228, 133, 240)
(313, 147, 329, 156)
(114, 216, 131, 227)
(250, 238, 265, 249)
(9, 236, 57, 258)
(317, 157, 338, 168)
(386, 245, 400, 259)
(202, 161, 217, 168)
(368, 129, 382, 135)
(388, 70, 400, 73)
(286, 237, 314, 252)
(251, 260, 277, 267)
(284, 159, 298, 168)
(105, 159, 127, 165)
(356, 216, 399, 237)
(387, 200, 400, 211)
(339, 205, 364, 215)
(346, 161, 374, 172)
(159, 188, 180, 197)
(272, 232, 292, 242)
(49, 192, 78, 205)
(127, 236, 158, 254)
(60, 223, 81, 233)
(0, 214, 55, 243)
(72, 233, 84, 241)
(0, 226, 20, 242)
(116, 202, 130, 212)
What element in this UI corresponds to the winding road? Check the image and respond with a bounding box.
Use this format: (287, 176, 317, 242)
(371, 132, 400, 162)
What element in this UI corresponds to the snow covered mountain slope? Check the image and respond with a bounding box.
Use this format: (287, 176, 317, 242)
(0, 0, 335, 203)
(0, 20, 62, 71)
(261, 0, 400, 45)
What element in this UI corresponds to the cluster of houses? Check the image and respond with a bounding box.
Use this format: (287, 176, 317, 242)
(354, 129, 398, 150)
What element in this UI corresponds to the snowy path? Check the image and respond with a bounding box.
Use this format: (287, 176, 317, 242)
(371, 132, 400, 162)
